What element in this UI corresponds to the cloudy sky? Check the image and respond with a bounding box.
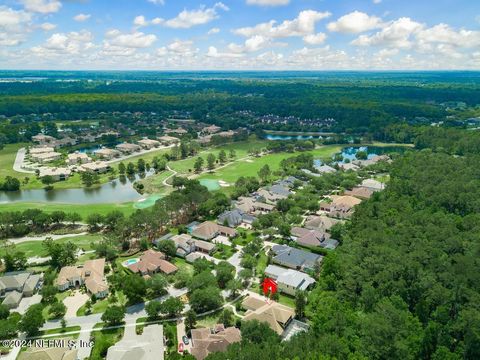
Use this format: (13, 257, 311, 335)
(0, 0, 479, 70)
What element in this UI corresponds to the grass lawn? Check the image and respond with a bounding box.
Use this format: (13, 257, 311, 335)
(0, 143, 27, 180)
(213, 244, 235, 260)
(197, 145, 342, 185)
(233, 230, 256, 246)
(37, 325, 81, 339)
(90, 324, 124, 360)
(0, 234, 102, 259)
(137, 170, 174, 194)
(196, 310, 223, 328)
(172, 257, 194, 275)
(255, 251, 268, 275)
(0, 202, 136, 219)
(277, 293, 296, 308)
(168, 139, 267, 175)
(76, 292, 127, 316)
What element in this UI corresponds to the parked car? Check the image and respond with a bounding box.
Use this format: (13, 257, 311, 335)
(182, 335, 189, 345)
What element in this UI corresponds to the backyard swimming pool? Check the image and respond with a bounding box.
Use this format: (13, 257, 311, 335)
(122, 258, 139, 267)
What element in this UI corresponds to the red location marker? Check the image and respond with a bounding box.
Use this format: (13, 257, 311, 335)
(262, 277, 277, 297)
(178, 342, 184, 353)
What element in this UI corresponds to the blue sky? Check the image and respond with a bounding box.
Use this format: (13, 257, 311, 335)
(0, 0, 479, 70)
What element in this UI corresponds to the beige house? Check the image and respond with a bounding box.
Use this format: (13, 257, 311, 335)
(39, 167, 72, 181)
(31, 151, 62, 164)
(106, 324, 164, 360)
(242, 296, 295, 335)
(157, 135, 180, 145)
(191, 325, 241, 360)
(0, 272, 42, 309)
(19, 347, 77, 360)
(191, 221, 237, 241)
(95, 148, 120, 160)
(79, 161, 111, 174)
(319, 195, 362, 219)
(67, 152, 91, 165)
(32, 134, 56, 145)
(116, 143, 141, 154)
(138, 138, 160, 149)
(29, 146, 55, 155)
(56, 259, 109, 299)
(203, 125, 221, 134)
(128, 250, 178, 275)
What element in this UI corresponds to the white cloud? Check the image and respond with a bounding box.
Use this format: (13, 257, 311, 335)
(373, 0, 382, 4)
(327, 11, 383, 33)
(40, 22, 56, 31)
(152, 17, 164, 25)
(105, 29, 157, 48)
(208, 27, 220, 35)
(0, 6, 32, 46)
(164, 3, 229, 29)
(20, 0, 61, 14)
(228, 35, 272, 53)
(147, 0, 165, 5)
(31, 30, 94, 56)
(74, 13, 91, 22)
(167, 39, 198, 55)
(352, 17, 423, 48)
(207, 46, 244, 58)
(246, 0, 290, 6)
(234, 10, 331, 38)
(134, 15, 148, 27)
(303, 32, 327, 45)
(416, 23, 480, 48)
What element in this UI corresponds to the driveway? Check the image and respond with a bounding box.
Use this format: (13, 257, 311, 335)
(64, 291, 89, 319)
(226, 251, 242, 276)
(176, 319, 192, 354)
(13, 147, 34, 174)
(15, 294, 42, 315)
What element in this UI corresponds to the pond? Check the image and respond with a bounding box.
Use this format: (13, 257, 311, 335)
(0, 173, 151, 204)
(314, 146, 408, 166)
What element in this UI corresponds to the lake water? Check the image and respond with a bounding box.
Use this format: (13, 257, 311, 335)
(314, 146, 408, 166)
(265, 134, 323, 141)
(0, 172, 156, 204)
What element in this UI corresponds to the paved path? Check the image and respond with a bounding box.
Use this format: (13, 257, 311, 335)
(75, 324, 94, 360)
(176, 318, 192, 354)
(12, 147, 34, 174)
(162, 165, 178, 187)
(6, 232, 88, 245)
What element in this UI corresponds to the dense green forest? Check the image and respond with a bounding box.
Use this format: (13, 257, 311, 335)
(1, 72, 480, 135)
(206, 141, 480, 359)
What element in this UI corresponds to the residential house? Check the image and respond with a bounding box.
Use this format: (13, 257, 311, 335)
(79, 161, 111, 174)
(271, 245, 322, 272)
(191, 325, 241, 360)
(290, 227, 338, 249)
(95, 148, 120, 160)
(32, 134, 56, 145)
(339, 163, 359, 171)
(264, 265, 315, 296)
(166, 127, 188, 135)
(344, 186, 374, 199)
(255, 188, 288, 205)
(157, 135, 180, 145)
(242, 296, 295, 336)
(0, 272, 42, 309)
(217, 208, 256, 227)
(319, 195, 362, 219)
(128, 249, 178, 275)
(353, 155, 391, 167)
(203, 125, 221, 134)
(56, 259, 109, 298)
(361, 178, 385, 191)
(235, 196, 274, 215)
(192, 221, 237, 241)
(170, 233, 216, 257)
(31, 151, 62, 163)
(314, 164, 336, 174)
(38, 167, 72, 181)
(115, 143, 141, 154)
(67, 152, 91, 165)
(106, 324, 164, 360)
(19, 347, 77, 360)
(29, 146, 55, 155)
(138, 138, 160, 149)
(304, 215, 340, 232)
